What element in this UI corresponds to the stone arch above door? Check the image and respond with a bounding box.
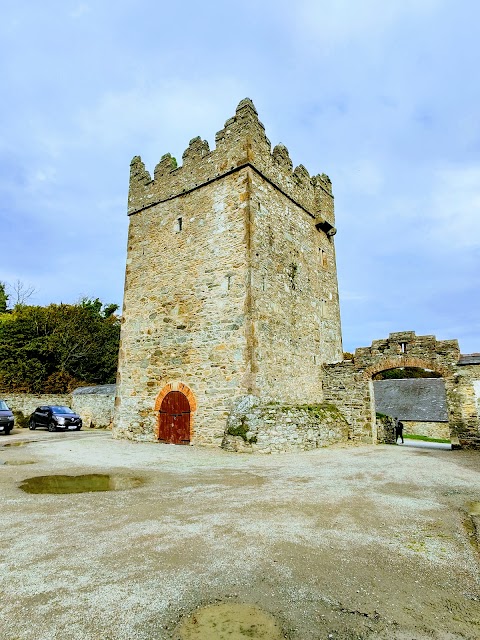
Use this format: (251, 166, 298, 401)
(364, 356, 450, 381)
(154, 381, 197, 412)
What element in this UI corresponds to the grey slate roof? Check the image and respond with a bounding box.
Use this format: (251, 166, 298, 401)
(72, 384, 116, 396)
(373, 378, 448, 422)
(458, 354, 480, 365)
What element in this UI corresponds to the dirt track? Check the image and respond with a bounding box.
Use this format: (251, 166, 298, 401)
(1, 430, 479, 639)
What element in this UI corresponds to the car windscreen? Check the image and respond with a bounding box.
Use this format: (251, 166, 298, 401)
(0, 400, 9, 410)
(50, 406, 75, 414)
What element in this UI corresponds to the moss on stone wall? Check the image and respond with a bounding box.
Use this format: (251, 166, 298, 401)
(226, 417, 257, 444)
(222, 397, 350, 453)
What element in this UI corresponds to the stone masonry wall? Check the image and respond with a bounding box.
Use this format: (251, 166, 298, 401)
(71, 388, 115, 428)
(455, 363, 480, 445)
(250, 170, 342, 405)
(3, 391, 115, 429)
(3, 394, 71, 424)
(401, 421, 450, 439)
(114, 170, 249, 444)
(114, 99, 342, 446)
(324, 332, 480, 448)
(127, 99, 334, 231)
(221, 395, 349, 453)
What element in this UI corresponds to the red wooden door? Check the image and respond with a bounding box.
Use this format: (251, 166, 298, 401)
(158, 391, 190, 444)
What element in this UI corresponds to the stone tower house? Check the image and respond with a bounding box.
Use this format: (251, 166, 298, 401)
(113, 99, 343, 445)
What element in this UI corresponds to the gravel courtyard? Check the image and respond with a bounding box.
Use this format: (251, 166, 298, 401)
(1, 430, 479, 640)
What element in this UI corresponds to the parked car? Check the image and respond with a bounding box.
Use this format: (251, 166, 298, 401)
(0, 400, 14, 435)
(29, 406, 82, 432)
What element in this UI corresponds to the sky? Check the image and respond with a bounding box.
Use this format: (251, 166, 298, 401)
(1, 0, 479, 354)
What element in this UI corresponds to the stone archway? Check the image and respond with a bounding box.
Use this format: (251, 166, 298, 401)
(154, 382, 197, 444)
(323, 332, 479, 448)
(365, 357, 451, 444)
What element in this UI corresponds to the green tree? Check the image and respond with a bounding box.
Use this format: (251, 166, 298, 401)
(0, 300, 120, 393)
(373, 367, 442, 380)
(0, 282, 8, 313)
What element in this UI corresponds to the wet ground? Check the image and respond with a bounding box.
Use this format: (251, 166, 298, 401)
(1, 430, 479, 640)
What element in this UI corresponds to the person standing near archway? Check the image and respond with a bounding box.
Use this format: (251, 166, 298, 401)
(394, 417, 404, 444)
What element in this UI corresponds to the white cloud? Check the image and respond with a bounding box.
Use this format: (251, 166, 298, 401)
(428, 165, 480, 249)
(74, 77, 247, 165)
(291, 0, 441, 51)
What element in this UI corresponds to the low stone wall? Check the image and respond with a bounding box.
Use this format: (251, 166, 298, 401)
(376, 414, 395, 444)
(71, 395, 114, 429)
(221, 395, 350, 453)
(71, 385, 115, 429)
(2, 394, 71, 425)
(1, 388, 116, 429)
(402, 420, 450, 439)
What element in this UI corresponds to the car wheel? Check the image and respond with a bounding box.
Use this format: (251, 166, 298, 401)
(48, 422, 56, 432)
(76, 426, 82, 431)
(29, 419, 36, 430)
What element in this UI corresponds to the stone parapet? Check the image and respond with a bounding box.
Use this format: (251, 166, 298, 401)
(127, 99, 335, 234)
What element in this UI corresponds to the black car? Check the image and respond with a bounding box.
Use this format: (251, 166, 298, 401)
(29, 406, 82, 432)
(0, 400, 14, 435)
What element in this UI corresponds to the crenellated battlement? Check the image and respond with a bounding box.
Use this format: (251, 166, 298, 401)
(128, 98, 335, 230)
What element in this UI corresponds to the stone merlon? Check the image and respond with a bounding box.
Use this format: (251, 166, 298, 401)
(127, 98, 335, 228)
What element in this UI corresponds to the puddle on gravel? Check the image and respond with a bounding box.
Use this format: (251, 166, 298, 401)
(2, 441, 32, 447)
(3, 460, 37, 466)
(469, 502, 480, 516)
(18, 473, 144, 494)
(175, 603, 284, 639)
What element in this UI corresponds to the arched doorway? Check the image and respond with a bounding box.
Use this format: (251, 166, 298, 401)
(158, 391, 191, 444)
(371, 367, 450, 445)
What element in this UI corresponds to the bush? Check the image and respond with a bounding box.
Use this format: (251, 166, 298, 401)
(12, 410, 28, 429)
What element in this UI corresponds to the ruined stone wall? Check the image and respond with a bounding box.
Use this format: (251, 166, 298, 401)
(475, 381, 480, 414)
(376, 414, 395, 444)
(455, 363, 480, 447)
(322, 361, 370, 441)
(324, 332, 480, 448)
(221, 396, 349, 453)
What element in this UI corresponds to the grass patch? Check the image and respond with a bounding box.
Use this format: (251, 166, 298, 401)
(405, 434, 450, 444)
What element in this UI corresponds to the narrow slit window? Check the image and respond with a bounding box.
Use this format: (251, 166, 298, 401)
(175, 217, 183, 232)
(400, 342, 407, 353)
(320, 298, 327, 317)
(320, 248, 328, 268)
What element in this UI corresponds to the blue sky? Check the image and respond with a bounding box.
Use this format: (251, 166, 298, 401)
(1, 0, 479, 354)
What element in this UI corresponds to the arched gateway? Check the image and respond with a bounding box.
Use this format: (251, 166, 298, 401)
(323, 332, 480, 449)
